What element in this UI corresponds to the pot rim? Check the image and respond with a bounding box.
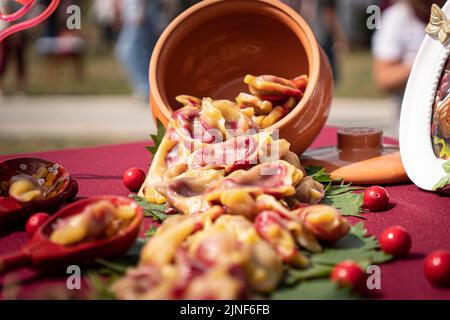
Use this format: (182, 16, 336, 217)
(149, 0, 321, 130)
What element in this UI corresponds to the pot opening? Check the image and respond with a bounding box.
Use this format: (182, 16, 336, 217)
(153, 1, 313, 114)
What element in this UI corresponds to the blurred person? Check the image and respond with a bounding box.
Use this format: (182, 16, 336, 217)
(282, 0, 301, 13)
(179, 0, 200, 11)
(0, 34, 28, 95)
(372, 0, 446, 134)
(0, 0, 28, 95)
(42, 0, 59, 37)
(35, 0, 86, 80)
(380, 0, 394, 11)
(92, 0, 120, 50)
(284, 0, 349, 82)
(42, 0, 80, 36)
(116, 0, 181, 101)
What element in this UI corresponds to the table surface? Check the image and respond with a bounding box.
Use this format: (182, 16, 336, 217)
(1, 126, 449, 300)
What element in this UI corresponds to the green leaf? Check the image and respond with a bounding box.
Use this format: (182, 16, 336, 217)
(93, 240, 144, 276)
(325, 183, 364, 196)
(87, 240, 147, 299)
(434, 160, 450, 191)
(340, 221, 367, 240)
(286, 222, 392, 285)
(272, 279, 357, 300)
(443, 160, 450, 174)
(128, 193, 174, 221)
(305, 166, 332, 183)
(312, 247, 391, 266)
(285, 264, 333, 284)
(305, 167, 365, 217)
(432, 174, 450, 191)
(311, 222, 392, 265)
(138, 224, 158, 243)
(305, 166, 333, 190)
(95, 258, 129, 274)
(146, 119, 166, 156)
(322, 184, 366, 218)
(87, 272, 117, 300)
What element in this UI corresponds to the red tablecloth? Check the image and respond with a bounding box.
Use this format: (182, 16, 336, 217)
(1, 126, 449, 300)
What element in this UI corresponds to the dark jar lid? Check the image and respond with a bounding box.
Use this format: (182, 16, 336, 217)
(337, 127, 383, 150)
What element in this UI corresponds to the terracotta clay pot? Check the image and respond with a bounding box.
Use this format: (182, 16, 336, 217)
(149, 0, 333, 154)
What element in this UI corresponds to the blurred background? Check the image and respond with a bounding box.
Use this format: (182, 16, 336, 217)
(0, 0, 439, 154)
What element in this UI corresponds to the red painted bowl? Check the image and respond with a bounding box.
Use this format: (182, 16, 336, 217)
(0, 196, 143, 273)
(0, 157, 77, 225)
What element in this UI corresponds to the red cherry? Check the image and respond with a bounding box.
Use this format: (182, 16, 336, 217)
(363, 186, 390, 212)
(122, 167, 146, 192)
(379, 226, 411, 257)
(26, 212, 50, 237)
(424, 250, 450, 287)
(330, 260, 365, 290)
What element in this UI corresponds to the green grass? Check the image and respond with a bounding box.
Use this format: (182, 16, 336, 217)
(0, 138, 132, 156)
(1, 47, 381, 98)
(335, 49, 386, 98)
(1, 50, 132, 96)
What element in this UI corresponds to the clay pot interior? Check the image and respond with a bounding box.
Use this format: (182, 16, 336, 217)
(154, 0, 310, 113)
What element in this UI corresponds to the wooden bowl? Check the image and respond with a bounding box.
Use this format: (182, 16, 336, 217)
(149, 0, 333, 154)
(0, 196, 143, 274)
(0, 157, 77, 226)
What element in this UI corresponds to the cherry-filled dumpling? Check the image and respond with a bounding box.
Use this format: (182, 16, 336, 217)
(139, 98, 257, 204)
(50, 200, 137, 246)
(200, 98, 258, 139)
(156, 169, 225, 215)
(112, 213, 283, 299)
(208, 160, 303, 199)
(202, 161, 303, 219)
(187, 131, 290, 173)
(8, 174, 45, 203)
(139, 129, 191, 204)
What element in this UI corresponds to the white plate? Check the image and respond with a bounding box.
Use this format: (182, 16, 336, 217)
(400, 2, 450, 192)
